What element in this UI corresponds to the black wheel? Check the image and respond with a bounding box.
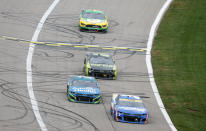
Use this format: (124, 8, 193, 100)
(80, 28, 84, 32)
(113, 113, 117, 121)
(110, 108, 113, 115)
(102, 29, 107, 33)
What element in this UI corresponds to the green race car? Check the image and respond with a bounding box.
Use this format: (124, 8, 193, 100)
(79, 9, 109, 32)
(83, 52, 117, 80)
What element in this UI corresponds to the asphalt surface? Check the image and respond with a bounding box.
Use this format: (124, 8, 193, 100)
(0, 0, 172, 131)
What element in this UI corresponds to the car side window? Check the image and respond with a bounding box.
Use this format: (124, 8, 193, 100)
(84, 58, 86, 64)
(115, 96, 119, 104)
(96, 82, 99, 88)
(81, 10, 85, 17)
(68, 78, 73, 86)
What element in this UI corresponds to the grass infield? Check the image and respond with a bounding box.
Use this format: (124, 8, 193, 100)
(152, 0, 206, 131)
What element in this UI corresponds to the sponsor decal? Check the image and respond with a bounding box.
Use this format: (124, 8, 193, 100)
(91, 64, 114, 68)
(119, 98, 142, 103)
(73, 87, 98, 93)
(118, 106, 146, 112)
(86, 19, 103, 23)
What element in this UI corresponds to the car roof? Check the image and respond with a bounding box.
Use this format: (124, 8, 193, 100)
(84, 9, 104, 14)
(86, 52, 111, 58)
(119, 94, 141, 100)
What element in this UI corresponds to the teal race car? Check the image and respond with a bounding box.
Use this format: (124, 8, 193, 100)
(83, 52, 117, 80)
(67, 76, 101, 104)
(79, 9, 109, 32)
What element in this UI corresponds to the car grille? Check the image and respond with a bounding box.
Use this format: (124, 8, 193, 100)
(124, 115, 140, 122)
(122, 113, 140, 116)
(76, 96, 93, 102)
(91, 69, 114, 78)
(86, 25, 101, 28)
(120, 113, 147, 122)
(94, 69, 111, 73)
(75, 93, 96, 97)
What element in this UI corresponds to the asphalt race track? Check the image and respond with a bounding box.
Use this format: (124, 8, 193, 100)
(0, 0, 172, 131)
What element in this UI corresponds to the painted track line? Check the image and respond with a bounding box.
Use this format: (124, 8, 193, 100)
(26, 0, 60, 131)
(0, 35, 146, 52)
(146, 0, 177, 131)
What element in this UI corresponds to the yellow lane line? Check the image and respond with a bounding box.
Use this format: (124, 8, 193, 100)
(0, 35, 146, 52)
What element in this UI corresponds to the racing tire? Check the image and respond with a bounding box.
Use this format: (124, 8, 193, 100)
(113, 114, 117, 121)
(110, 108, 113, 115)
(102, 29, 107, 33)
(79, 28, 84, 32)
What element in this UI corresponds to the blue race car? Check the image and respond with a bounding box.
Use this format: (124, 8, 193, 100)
(67, 76, 101, 104)
(110, 94, 149, 124)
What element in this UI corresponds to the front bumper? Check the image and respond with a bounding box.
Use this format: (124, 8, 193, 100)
(88, 69, 116, 80)
(116, 112, 148, 124)
(79, 23, 108, 31)
(68, 92, 101, 104)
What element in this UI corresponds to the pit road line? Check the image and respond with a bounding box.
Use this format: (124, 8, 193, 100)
(26, 0, 60, 131)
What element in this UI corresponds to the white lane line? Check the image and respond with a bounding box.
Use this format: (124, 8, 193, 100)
(26, 0, 60, 131)
(146, 0, 177, 131)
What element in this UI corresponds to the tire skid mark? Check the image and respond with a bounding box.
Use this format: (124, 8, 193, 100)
(33, 49, 74, 63)
(0, 80, 99, 131)
(0, 81, 37, 127)
(1, 85, 82, 130)
(101, 97, 117, 131)
(44, 14, 97, 44)
(0, 82, 28, 122)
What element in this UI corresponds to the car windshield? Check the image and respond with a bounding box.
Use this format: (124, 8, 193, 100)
(82, 12, 105, 20)
(89, 56, 114, 65)
(118, 99, 145, 108)
(72, 80, 97, 88)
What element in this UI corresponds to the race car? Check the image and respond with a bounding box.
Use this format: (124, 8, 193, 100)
(83, 52, 117, 80)
(67, 76, 101, 104)
(110, 94, 149, 124)
(79, 9, 109, 32)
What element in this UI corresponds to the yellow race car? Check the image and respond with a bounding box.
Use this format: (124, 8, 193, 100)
(79, 9, 109, 32)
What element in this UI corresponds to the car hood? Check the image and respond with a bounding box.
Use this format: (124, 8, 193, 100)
(69, 86, 100, 94)
(90, 64, 114, 71)
(81, 18, 106, 24)
(116, 105, 148, 114)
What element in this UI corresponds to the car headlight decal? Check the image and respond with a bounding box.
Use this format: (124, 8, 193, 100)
(69, 92, 76, 99)
(93, 95, 101, 100)
(81, 22, 86, 26)
(102, 24, 107, 27)
(110, 70, 114, 73)
(88, 68, 93, 73)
